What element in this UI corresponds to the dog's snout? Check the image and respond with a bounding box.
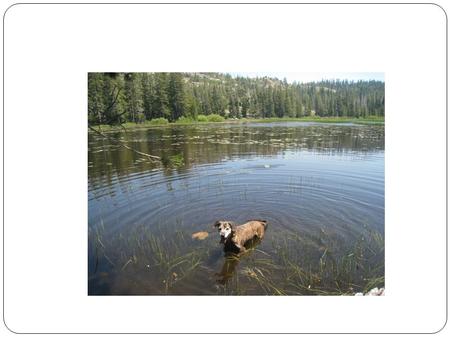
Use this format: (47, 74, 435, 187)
(220, 227, 231, 239)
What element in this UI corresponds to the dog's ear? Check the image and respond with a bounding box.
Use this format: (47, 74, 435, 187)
(214, 221, 221, 228)
(228, 221, 237, 230)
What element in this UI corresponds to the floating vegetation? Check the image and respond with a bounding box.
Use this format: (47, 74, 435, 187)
(191, 231, 209, 240)
(160, 153, 185, 168)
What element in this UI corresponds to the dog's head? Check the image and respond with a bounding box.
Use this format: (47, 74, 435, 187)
(214, 220, 236, 243)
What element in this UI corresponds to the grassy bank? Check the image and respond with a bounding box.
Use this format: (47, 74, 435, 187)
(90, 116, 384, 132)
(245, 116, 384, 125)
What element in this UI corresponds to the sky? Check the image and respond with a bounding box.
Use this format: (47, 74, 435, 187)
(227, 72, 384, 83)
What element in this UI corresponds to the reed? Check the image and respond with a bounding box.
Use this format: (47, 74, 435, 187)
(89, 221, 384, 295)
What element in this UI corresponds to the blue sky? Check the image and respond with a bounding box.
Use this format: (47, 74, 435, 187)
(227, 72, 384, 83)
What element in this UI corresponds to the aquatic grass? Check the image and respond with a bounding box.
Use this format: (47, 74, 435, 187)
(242, 267, 287, 295)
(88, 225, 116, 281)
(89, 219, 384, 295)
(127, 230, 207, 293)
(89, 223, 211, 294)
(363, 276, 385, 293)
(259, 227, 385, 295)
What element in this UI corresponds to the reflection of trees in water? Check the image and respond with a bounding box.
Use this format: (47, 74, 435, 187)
(88, 125, 384, 186)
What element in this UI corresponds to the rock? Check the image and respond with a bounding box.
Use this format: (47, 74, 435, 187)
(366, 287, 385, 296)
(355, 287, 385, 296)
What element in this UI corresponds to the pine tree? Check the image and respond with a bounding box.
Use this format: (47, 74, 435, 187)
(185, 87, 199, 119)
(124, 73, 143, 123)
(141, 73, 155, 121)
(88, 73, 105, 124)
(168, 73, 186, 121)
(153, 73, 170, 119)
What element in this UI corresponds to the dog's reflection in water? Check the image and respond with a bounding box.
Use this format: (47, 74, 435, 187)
(215, 237, 262, 285)
(215, 253, 240, 285)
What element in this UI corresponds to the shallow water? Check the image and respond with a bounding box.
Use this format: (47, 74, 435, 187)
(88, 122, 384, 295)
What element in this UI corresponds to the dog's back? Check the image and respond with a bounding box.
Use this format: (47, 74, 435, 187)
(238, 220, 268, 241)
(246, 219, 268, 230)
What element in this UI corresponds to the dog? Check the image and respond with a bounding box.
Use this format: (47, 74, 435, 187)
(214, 220, 267, 253)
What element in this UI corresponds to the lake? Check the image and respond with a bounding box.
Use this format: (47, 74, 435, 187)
(88, 121, 384, 295)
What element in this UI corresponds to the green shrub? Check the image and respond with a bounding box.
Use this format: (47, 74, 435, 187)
(149, 117, 169, 125)
(175, 116, 196, 124)
(207, 114, 225, 122)
(197, 114, 208, 122)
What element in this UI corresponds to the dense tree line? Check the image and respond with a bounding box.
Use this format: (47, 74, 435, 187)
(88, 72, 384, 125)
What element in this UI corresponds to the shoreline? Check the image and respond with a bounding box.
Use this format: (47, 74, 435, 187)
(89, 116, 384, 132)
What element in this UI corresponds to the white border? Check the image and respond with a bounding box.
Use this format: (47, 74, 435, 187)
(3, 2, 447, 334)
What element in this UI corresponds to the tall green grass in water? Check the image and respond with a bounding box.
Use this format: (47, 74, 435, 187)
(89, 224, 210, 294)
(89, 222, 384, 295)
(214, 227, 384, 296)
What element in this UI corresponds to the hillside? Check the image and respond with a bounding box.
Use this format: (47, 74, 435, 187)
(88, 72, 384, 125)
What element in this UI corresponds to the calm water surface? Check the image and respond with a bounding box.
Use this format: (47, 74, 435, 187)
(88, 122, 384, 295)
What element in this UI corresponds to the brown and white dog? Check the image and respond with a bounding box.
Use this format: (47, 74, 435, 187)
(214, 220, 267, 253)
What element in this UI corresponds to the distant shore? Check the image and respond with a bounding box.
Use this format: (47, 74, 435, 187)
(89, 116, 384, 132)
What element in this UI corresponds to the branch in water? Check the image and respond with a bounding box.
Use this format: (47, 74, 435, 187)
(88, 125, 161, 161)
